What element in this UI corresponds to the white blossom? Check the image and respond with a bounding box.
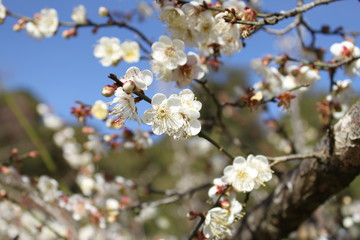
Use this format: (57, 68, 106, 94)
(203, 207, 233, 240)
(109, 88, 141, 125)
(94, 37, 123, 67)
(0, 3, 6, 24)
(142, 93, 184, 135)
(330, 41, 360, 76)
(76, 174, 95, 196)
(223, 156, 258, 192)
(91, 100, 109, 120)
(37, 176, 60, 202)
(72, 5, 87, 25)
(122, 66, 153, 91)
(121, 41, 140, 63)
(223, 155, 272, 192)
(151, 36, 187, 70)
(247, 154, 272, 188)
(143, 89, 202, 139)
(25, 8, 58, 39)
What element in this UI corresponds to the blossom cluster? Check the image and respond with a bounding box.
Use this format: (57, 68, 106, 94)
(251, 57, 320, 99)
(143, 89, 202, 139)
(202, 154, 272, 239)
(150, 35, 207, 87)
(94, 37, 140, 67)
(158, 0, 246, 56)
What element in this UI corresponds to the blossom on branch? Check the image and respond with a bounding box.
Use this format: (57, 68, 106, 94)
(151, 35, 187, 70)
(203, 198, 242, 240)
(94, 37, 123, 67)
(0, 3, 6, 24)
(26, 8, 59, 39)
(109, 88, 141, 126)
(72, 5, 87, 25)
(143, 89, 202, 139)
(330, 40, 360, 76)
(222, 155, 272, 192)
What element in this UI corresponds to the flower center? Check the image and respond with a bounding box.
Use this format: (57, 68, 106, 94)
(165, 47, 176, 57)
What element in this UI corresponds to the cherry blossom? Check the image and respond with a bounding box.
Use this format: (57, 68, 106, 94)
(151, 35, 187, 70)
(71, 5, 87, 25)
(93, 37, 123, 67)
(0, 3, 6, 24)
(109, 88, 141, 125)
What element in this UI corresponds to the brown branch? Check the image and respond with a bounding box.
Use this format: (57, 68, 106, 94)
(235, 100, 360, 240)
(268, 152, 323, 167)
(7, 11, 153, 47)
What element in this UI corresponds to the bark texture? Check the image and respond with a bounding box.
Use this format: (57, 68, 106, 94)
(235, 101, 360, 240)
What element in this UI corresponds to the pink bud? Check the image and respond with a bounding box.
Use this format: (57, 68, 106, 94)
(102, 85, 116, 97)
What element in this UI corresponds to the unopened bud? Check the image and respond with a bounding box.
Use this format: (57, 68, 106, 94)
(122, 81, 135, 94)
(186, 211, 199, 220)
(102, 85, 116, 97)
(13, 23, 22, 31)
(82, 126, 95, 134)
(28, 151, 39, 158)
(62, 28, 77, 39)
(98, 7, 109, 17)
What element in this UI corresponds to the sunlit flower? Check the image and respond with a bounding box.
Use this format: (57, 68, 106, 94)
(109, 88, 141, 125)
(0, 3, 6, 24)
(223, 156, 258, 192)
(203, 207, 233, 239)
(122, 66, 153, 91)
(72, 5, 87, 25)
(121, 41, 140, 63)
(223, 155, 272, 192)
(330, 41, 360, 60)
(151, 36, 187, 70)
(94, 37, 123, 67)
(91, 100, 108, 120)
(76, 174, 95, 196)
(26, 8, 58, 39)
(172, 52, 206, 87)
(37, 176, 60, 202)
(38, 8, 58, 37)
(143, 93, 184, 135)
(247, 154, 272, 189)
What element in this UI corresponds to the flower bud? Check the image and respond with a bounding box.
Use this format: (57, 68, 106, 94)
(13, 23, 22, 31)
(122, 81, 135, 94)
(98, 7, 109, 17)
(102, 85, 116, 97)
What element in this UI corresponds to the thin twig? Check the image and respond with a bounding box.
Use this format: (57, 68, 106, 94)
(268, 152, 323, 167)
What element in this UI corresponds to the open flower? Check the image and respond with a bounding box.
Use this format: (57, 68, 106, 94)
(151, 35, 187, 70)
(91, 100, 108, 120)
(72, 5, 87, 25)
(0, 3, 6, 24)
(203, 207, 233, 239)
(109, 88, 141, 125)
(121, 41, 140, 63)
(122, 66, 153, 91)
(94, 37, 123, 67)
(26, 8, 59, 39)
(223, 155, 272, 192)
(142, 93, 184, 135)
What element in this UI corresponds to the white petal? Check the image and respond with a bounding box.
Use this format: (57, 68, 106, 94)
(152, 93, 167, 106)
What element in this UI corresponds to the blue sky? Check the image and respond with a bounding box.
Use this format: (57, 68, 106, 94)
(0, 0, 359, 132)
